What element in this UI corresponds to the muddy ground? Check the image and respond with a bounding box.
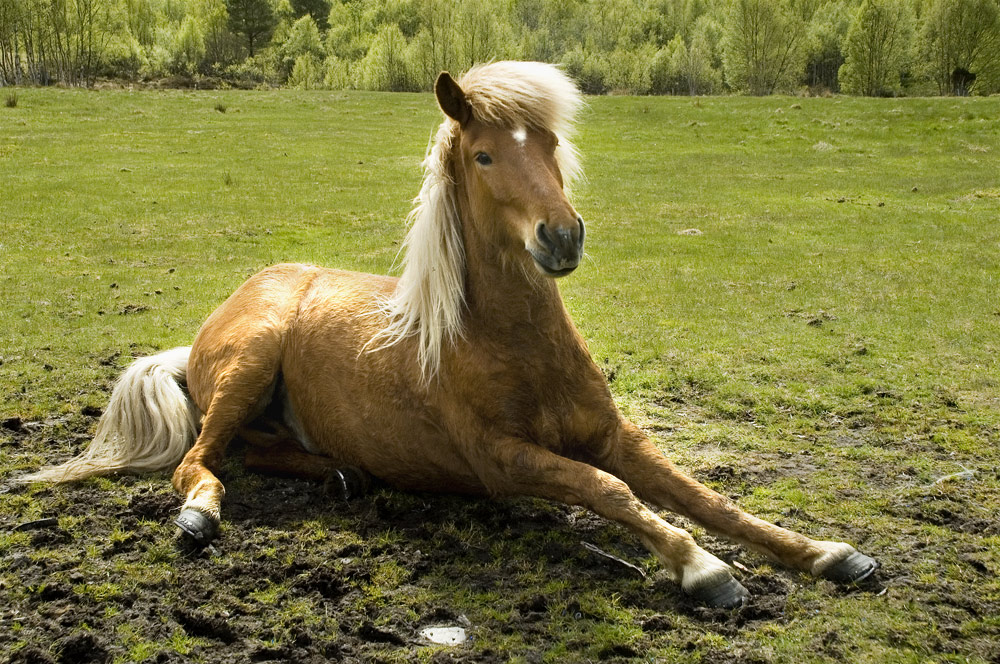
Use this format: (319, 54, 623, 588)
(2, 412, 998, 663)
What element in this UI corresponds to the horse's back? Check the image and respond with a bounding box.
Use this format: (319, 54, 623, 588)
(187, 263, 396, 411)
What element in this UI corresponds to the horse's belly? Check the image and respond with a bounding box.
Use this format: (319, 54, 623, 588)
(287, 386, 484, 493)
(280, 307, 486, 494)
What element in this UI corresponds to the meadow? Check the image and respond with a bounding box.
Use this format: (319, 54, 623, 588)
(1, 88, 998, 663)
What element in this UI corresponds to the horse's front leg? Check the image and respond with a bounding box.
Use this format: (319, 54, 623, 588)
(471, 437, 749, 609)
(598, 421, 877, 584)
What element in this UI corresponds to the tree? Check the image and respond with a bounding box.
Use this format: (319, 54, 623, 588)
(839, 0, 914, 96)
(280, 13, 324, 74)
(805, 0, 852, 91)
(919, 0, 1000, 95)
(290, 0, 330, 29)
(650, 35, 687, 94)
(196, 0, 242, 68)
(358, 23, 414, 91)
(288, 52, 321, 87)
(721, 0, 808, 94)
(173, 13, 206, 73)
(225, 0, 276, 56)
(325, 0, 368, 60)
(685, 23, 723, 93)
(454, 2, 517, 69)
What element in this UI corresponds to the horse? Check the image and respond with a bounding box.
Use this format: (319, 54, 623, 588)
(23, 61, 876, 609)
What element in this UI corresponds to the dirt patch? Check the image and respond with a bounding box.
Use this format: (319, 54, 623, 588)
(3, 418, 999, 662)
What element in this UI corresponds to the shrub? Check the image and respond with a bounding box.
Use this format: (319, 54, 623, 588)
(562, 47, 609, 95)
(358, 24, 417, 92)
(288, 55, 323, 89)
(323, 56, 352, 90)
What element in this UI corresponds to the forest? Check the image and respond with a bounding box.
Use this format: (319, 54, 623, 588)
(1, 0, 999, 97)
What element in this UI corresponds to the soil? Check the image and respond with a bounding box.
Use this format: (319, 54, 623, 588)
(2, 414, 998, 663)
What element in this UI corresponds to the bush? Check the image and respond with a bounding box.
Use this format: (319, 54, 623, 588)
(288, 54, 323, 89)
(223, 58, 271, 88)
(649, 37, 685, 95)
(562, 47, 609, 95)
(280, 15, 325, 79)
(358, 24, 417, 91)
(721, 0, 808, 94)
(604, 45, 655, 94)
(322, 56, 353, 89)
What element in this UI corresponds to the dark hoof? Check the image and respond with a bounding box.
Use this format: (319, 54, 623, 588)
(174, 509, 218, 546)
(331, 467, 370, 501)
(690, 575, 750, 610)
(823, 551, 879, 584)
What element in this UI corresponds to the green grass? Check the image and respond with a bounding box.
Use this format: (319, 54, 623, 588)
(2, 89, 999, 662)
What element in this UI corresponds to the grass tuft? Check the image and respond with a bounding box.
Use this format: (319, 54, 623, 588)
(4, 91, 17, 108)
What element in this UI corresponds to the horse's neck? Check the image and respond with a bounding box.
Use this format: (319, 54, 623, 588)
(459, 219, 577, 350)
(450, 161, 582, 353)
(466, 252, 568, 337)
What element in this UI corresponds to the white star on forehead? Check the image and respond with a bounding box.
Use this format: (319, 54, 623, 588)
(512, 126, 527, 145)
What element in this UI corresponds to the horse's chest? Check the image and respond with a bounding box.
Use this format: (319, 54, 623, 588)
(449, 335, 616, 453)
(484, 377, 607, 454)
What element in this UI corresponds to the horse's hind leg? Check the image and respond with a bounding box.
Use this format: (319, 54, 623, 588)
(240, 423, 371, 499)
(602, 422, 877, 584)
(171, 335, 284, 545)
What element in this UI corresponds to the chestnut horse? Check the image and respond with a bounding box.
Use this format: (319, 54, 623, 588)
(24, 62, 876, 608)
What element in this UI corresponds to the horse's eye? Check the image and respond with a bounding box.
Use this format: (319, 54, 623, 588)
(474, 152, 492, 166)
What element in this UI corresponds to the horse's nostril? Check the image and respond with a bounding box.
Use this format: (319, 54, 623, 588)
(577, 217, 585, 247)
(536, 222, 557, 252)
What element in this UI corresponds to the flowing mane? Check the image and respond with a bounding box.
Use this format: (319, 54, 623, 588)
(376, 61, 585, 380)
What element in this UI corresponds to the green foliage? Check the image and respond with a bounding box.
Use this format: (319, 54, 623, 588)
(173, 14, 207, 74)
(290, 0, 331, 29)
(200, 0, 243, 69)
(226, 0, 277, 56)
(919, 0, 1000, 95)
(649, 36, 686, 95)
(279, 13, 324, 76)
(721, 0, 809, 94)
(561, 47, 611, 95)
(839, 0, 914, 95)
(321, 54, 351, 88)
(288, 53, 322, 88)
(804, 0, 853, 91)
(656, 23, 723, 95)
(359, 23, 415, 91)
(2, 0, 1000, 94)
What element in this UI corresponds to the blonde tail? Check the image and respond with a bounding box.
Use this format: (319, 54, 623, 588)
(20, 346, 200, 483)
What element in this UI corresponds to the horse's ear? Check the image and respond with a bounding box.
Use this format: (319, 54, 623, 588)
(435, 72, 471, 127)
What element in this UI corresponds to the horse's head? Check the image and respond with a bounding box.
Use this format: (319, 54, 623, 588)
(436, 70, 585, 278)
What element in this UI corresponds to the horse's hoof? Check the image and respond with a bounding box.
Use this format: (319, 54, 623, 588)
(174, 509, 218, 546)
(332, 467, 370, 501)
(690, 575, 749, 610)
(822, 551, 879, 585)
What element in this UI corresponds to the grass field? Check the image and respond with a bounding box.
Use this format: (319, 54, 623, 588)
(1, 88, 999, 663)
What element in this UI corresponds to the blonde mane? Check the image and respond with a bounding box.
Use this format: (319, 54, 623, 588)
(374, 61, 584, 382)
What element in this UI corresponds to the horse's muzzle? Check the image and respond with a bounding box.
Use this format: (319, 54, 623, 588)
(530, 217, 585, 277)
